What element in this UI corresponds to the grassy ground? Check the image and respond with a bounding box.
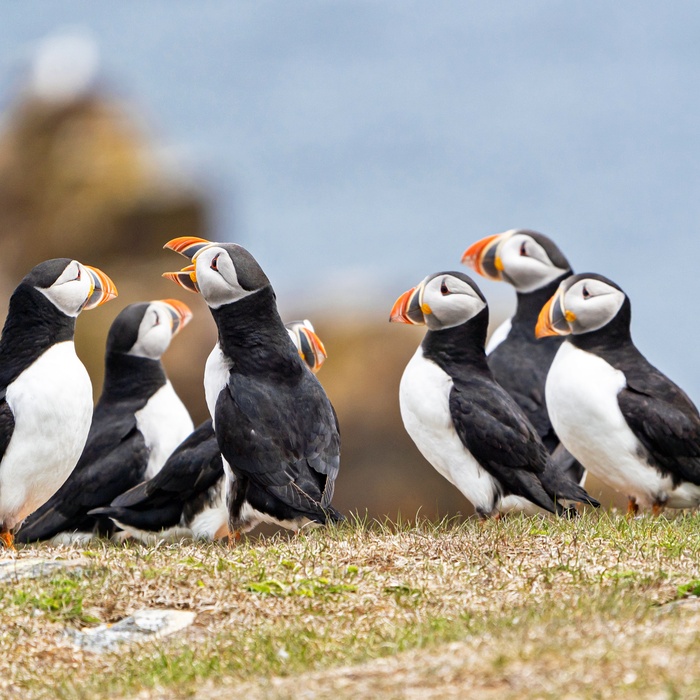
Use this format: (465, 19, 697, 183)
(1, 512, 699, 699)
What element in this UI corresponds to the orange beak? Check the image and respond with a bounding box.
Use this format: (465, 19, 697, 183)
(535, 291, 573, 338)
(159, 298, 193, 335)
(295, 324, 328, 374)
(461, 233, 504, 280)
(162, 264, 199, 294)
(390, 286, 425, 325)
(83, 266, 118, 310)
(164, 236, 213, 260)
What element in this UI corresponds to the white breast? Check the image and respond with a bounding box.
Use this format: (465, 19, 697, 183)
(204, 344, 231, 427)
(135, 381, 194, 480)
(0, 342, 93, 528)
(399, 347, 501, 515)
(546, 342, 700, 508)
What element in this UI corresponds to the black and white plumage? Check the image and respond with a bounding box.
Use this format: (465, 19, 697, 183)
(89, 319, 329, 543)
(462, 229, 585, 489)
(163, 236, 342, 536)
(390, 271, 598, 518)
(17, 299, 194, 544)
(537, 273, 700, 514)
(0, 259, 117, 548)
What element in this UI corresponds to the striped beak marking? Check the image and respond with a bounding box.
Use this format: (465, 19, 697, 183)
(159, 298, 193, 336)
(162, 264, 199, 294)
(461, 233, 506, 281)
(163, 236, 214, 260)
(289, 321, 328, 374)
(390, 283, 429, 325)
(83, 266, 118, 310)
(535, 290, 576, 338)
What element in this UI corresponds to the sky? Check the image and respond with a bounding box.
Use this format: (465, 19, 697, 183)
(0, 1, 698, 399)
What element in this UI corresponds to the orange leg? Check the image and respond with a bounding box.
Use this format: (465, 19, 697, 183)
(0, 531, 15, 550)
(652, 503, 665, 517)
(626, 498, 639, 518)
(226, 530, 241, 547)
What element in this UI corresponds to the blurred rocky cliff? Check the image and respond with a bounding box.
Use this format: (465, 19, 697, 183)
(0, 41, 621, 524)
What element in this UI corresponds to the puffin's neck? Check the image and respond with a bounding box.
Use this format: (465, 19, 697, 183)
(100, 353, 166, 403)
(569, 297, 633, 355)
(0, 284, 76, 387)
(421, 307, 490, 375)
(512, 273, 570, 328)
(211, 286, 300, 376)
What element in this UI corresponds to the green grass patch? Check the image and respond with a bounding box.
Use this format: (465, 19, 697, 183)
(1, 511, 699, 699)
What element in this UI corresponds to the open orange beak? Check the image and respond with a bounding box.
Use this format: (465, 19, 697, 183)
(461, 233, 504, 281)
(159, 298, 193, 335)
(164, 236, 213, 260)
(535, 291, 574, 338)
(83, 266, 118, 310)
(162, 264, 199, 294)
(390, 285, 426, 325)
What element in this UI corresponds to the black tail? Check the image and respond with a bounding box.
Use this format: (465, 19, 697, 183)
(540, 455, 600, 509)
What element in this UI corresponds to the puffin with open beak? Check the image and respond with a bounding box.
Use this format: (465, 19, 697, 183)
(18, 299, 194, 544)
(0, 259, 117, 549)
(390, 271, 598, 518)
(537, 273, 700, 515)
(89, 319, 329, 544)
(462, 229, 586, 493)
(162, 237, 342, 537)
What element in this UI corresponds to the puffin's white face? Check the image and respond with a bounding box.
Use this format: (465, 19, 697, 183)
(391, 273, 487, 331)
(559, 278, 626, 335)
(193, 246, 256, 310)
(421, 274, 487, 330)
(38, 261, 99, 317)
(496, 231, 570, 293)
(536, 275, 627, 338)
(128, 301, 191, 360)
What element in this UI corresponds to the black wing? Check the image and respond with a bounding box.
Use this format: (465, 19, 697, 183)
(215, 369, 340, 520)
(17, 406, 149, 542)
(90, 421, 224, 533)
(448, 375, 556, 512)
(110, 420, 222, 509)
(618, 364, 700, 486)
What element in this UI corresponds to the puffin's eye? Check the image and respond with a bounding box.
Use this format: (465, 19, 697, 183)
(211, 255, 220, 272)
(440, 280, 451, 295)
(519, 241, 527, 256)
(582, 285, 591, 299)
(74, 268, 81, 281)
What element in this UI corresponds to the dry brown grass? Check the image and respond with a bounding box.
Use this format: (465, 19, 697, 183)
(1, 512, 699, 699)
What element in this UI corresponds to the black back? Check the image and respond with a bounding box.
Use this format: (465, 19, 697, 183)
(487, 276, 567, 446)
(212, 286, 341, 525)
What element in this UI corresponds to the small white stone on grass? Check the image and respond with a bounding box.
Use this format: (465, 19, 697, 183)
(0, 558, 86, 583)
(66, 609, 196, 653)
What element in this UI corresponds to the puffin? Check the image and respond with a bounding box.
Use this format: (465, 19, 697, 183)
(537, 273, 700, 515)
(89, 319, 329, 543)
(0, 258, 117, 549)
(163, 237, 342, 536)
(17, 299, 194, 544)
(462, 229, 585, 487)
(390, 270, 599, 518)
